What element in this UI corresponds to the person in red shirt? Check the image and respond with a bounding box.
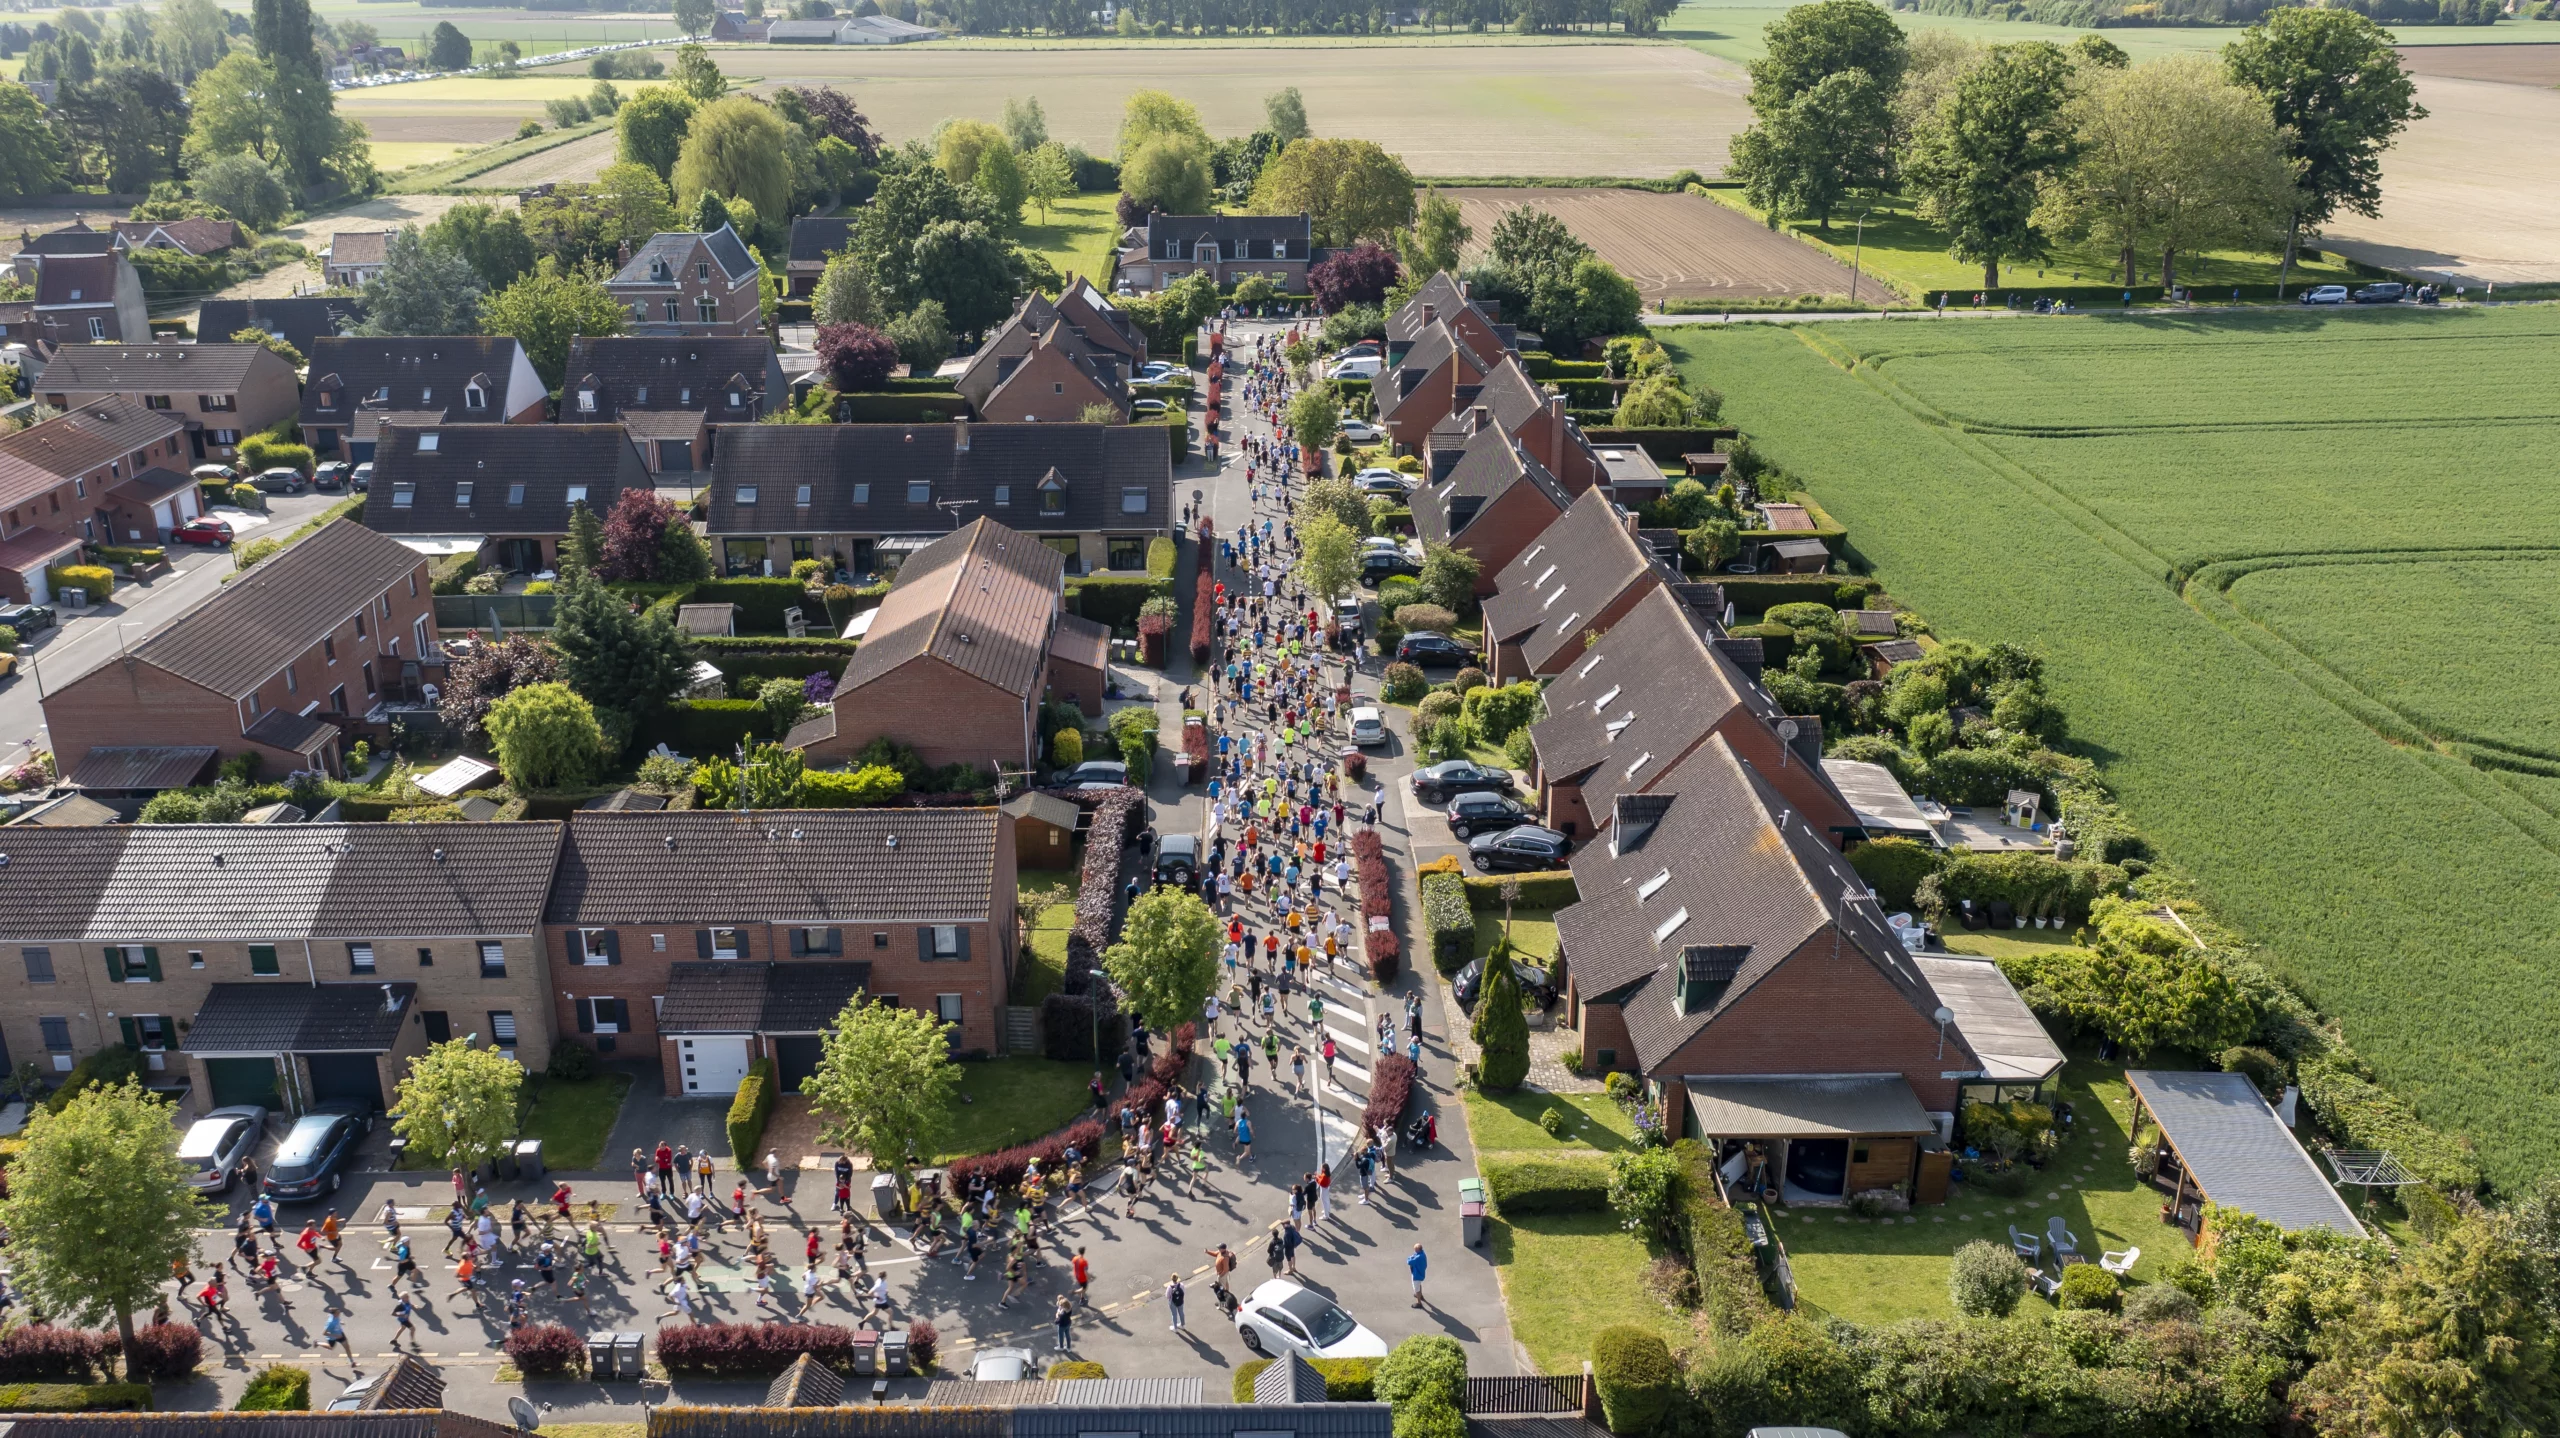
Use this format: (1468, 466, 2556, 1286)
(1071, 1247, 1092, 1306)
(806, 1229, 823, 1264)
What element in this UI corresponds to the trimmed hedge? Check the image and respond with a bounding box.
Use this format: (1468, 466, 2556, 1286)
(1590, 1326, 1677, 1435)
(93, 546, 167, 567)
(1044, 787, 1138, 1063)
(1421, 871, 1475, 974)
(504, 1323, 585, 1376)
(43, 566, 113, 601)
(689, 577, 813, 633)
(948, 1116, 1107, 1194)
(0, 1327, 115, 1383)
(1461, 873, 1580, 909)
(0, 1384, 150, 1412)
(690, 635, 860, 655)
(1362, 1052, 1416, 1138)
(1722, 574, 1879, 616)
(1147, 536, 1177, 579)
(1071, 575, 1174, 626)
(829, 390, 966, 423)
(727, 1056, 778, 1169)
(121, 1323, 203, 1381)
(1231, 1356, 1380, 1402)
(2298, 1057, 2481, 1190)
(660, 698, 764, 755)
(1353, 828, 1396, 981)
(656, 1323, 869, 1377)
(1482, 1154, 1612, 1214)
(800, 766, 903, 807)
(1673, 1139, 1773, 1335)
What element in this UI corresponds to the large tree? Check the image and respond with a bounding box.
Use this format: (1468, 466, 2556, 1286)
(425, 19, 470, 69)
(1251, 137, 1416, 247)
(426, 200, 538, 291)
(184, 53, 287, 167)
(1729, 0, 1908, 231)
(615, 86, 697, 181)
(549, 576, 690, 721)
(803, 995, 962, 1188)
(483, 259, 623, 388)
(673, 0, 717, 37)
(2223, 7, 2423, 290)
(934, 117, 1010, 188)
(0, 82, 66, 200)
(1297, 512, 1360, 606)
(903, 219, 1018, 335)
(1903, 41, 2077, 290)
(483, 681, 605, 790)
(56, 69, 187, 194)
(0, 1080, 213, 1350)
(356, 225, 486, 334)
(671, 43, 726, 102)
(1103, 887, 1221, 1033)
(1397, 188, 1470, 281)
(671, 96, 791, 234)
(1120, 135, 1215, 217)
(1471, 947, 1530, 1090)
(194, 152, 292, 229)
(390, 1037, 523, 1173)
(599, 489, 679, 581)
(813, 251, 884, 328)
(1000, 94, 1049, 152)
(436, 633, 558, 740)
(1265, 85, 1311, 144)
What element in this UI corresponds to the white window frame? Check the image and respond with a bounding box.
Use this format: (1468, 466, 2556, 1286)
(580, 929, 613, 965)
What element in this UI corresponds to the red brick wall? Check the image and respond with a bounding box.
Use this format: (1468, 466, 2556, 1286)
(806, 659, 1034, 772)
(984, 347, 1126, 424)
(1711, 712, 1857, 839)
(1451, 484, 1567, 599)
(1578, 997, 1636, 1073)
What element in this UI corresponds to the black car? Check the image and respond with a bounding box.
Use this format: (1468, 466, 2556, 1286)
(2351, 282, 2407, 304)
(1446, 790, 1536, 839)
(1411, 759, 1512, 805)
(1396, 632, 1475, 668)
(1469, 824, 1570, 873)
(351, 462, 374, 493)
(1154, 832, 1201, 887)
(312, 461, 353, 492)
(262, 1102, 372, 1201)
(1454, 955, 1559, 1011)
(0, 601, 56, 635)
(1361, 553, 1419, 587)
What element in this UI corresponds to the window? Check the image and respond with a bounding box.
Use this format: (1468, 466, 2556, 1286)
(329, 684, 347, 715)
(696, 261, 710, 281)
(794, 927, 838, 955)
(455, 481, 475, 507)
(421, 1011, 451, 1043)
(936, 994, 962, 1026)
(362, 660, 377, 697)
(21, 947, 52, 983)
(145, 394, 171, 410)
(993, 485, 1010, 507)
(1053, 382, 1064, 394)
(735, 485, 758, 506)
(418, 433, 439, 452)
(723, 538, 766, 576)
(354, 612, 368, 641)
(189, 950, 204, 968)
(1274, 240, 1288, 258)
(464, 384, 486, 411)
(1597, 1047, 1617, 1069)
(348, 942, 376, 974)
(664, 299, 681, 323)
(39, 1017, 71, 1056)
(323, 637, 337, 664)
(567, 485, 587, 506)
(488, 1011, 517, 1059)
(249, 945, 281, 977)
(577, 997, 630, 1034)
(1040, 486, 1067, 516)
(696, 298, 717, 324)
(907, 481, 931, 505)
(418, 946, 434, 967)
(728, 391, 743, 408)
(506, 483, 525, 507)
(391, 483, 415, 509)
(852, 483, 870, 504)
(928, 925, 962, 959)
(478, 942, 506, 978)
(576, 389, 596, 413)
(285, 664, 298, 695)
(413, 616, 431, 654)
(651, 934, 667, 951)
(203, 394, 235, 412)
(679, 388, 691, 404)
(1108, 537, 1145, 571)
(579, 929, 617, 966)
(873, 931, 889, 950)
(790, 537, 812, 562)
(795, 484, 811, 507)
(707, 927, 742, 959)
(1121, 487, 1149, 515)
(88, 318, 105, 340)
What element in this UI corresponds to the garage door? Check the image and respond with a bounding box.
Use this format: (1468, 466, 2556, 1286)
(774, 1036, 822, 1089)
(305, 1053, 383, 1110)
(205, 1057, 281, 1110)
(677, 1037, 751, 1096)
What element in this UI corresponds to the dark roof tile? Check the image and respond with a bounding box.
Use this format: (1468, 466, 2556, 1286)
(182, 981, 416, 1054)
(544, 809, 1001, 925)
(127, 520, 425, 698)
(707, 424, 1169, 539)
(362, 425, 653, 537)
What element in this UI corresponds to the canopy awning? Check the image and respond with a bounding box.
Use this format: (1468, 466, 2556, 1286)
(1682, 1074, 1935, 1139)
(1822, 757, 1938, 842)
(393, 535, 486, 557)
(1913, 954, 2065, 1084)
(2128, 1069, 2366, 1235)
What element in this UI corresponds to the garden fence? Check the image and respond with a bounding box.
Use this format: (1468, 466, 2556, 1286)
(1463, 1375, 1586, 1415)
(434, 594, 557, 631)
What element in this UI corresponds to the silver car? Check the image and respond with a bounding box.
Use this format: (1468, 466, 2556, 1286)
(1350, 706, 1388, 748)
(178, 1105, 268, 1193)
(970, 1346, 1038, 1380)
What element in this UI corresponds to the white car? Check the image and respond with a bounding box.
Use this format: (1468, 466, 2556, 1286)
(1350, 706, 1388, 748)
(2299, 285, 2349, 306)
(1338, 419, 1382, 443)
(1137, 362, 1180, 381)
(1353, 467, 1410, 489)
(1328, 356, 1383, 380)
(1360, 536, 1406, 556)
(1235, 1279, 1388, 1360)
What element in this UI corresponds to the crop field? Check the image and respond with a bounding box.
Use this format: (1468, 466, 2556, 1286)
(1658, 305, 2560, 1187)
(340, 73, 617, 148)
(1446, 186, 1860, 299)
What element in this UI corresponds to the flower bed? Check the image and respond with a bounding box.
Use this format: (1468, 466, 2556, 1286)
(1353, 828, 1397, 981)
(952, 1025, 1195, 1192)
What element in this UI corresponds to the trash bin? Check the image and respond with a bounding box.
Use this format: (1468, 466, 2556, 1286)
(614, 1332, 645, 1380)
(1462, 1199, 1485, 1247)
(870, 1172, 903, 1220)
(880, 1328, 910, 1376)
(851, 1331, 878, 1375)
(1457, 1177, 1485, 1205)
(588, 1332, 617, 1381)
(515, 1139, 544, 1181)
(494, 1147, 518, 1181)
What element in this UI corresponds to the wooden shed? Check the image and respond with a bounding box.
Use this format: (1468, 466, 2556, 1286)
(1006, 790, 1080, 869)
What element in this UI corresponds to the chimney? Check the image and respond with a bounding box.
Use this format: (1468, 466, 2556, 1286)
(1468, 405, 1492, 436)
(616, 238, 631, 268)
(1547, 393, 1567, 480)
(1783, 715, 1824, 767)
(953, 418, 970, 452)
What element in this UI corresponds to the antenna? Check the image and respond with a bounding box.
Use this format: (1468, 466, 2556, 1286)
(1776, 718, 1798, 767)
(1934, 1004, 1955, 1060)
(937, 498, 978, 532)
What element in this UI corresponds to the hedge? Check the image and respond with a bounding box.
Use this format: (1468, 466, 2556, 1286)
(1848, 838, 1945, 912)
(1231, 1356, 1379, 1402)
(829, 391, 966, 423)
(1146, 536, 1178, 579)
(1044, 788, 1138, 1063)
(237, 1364, 310, 1411)
(1721, 574, 1879, 616)
(1071, 575, 1174, 626)
(92, 546, 167, 568)
(1362, 1052, 1416, 1138)
(2298, 1057, 2481, 1190)
(504, 1323, 585, 1376)
(1050, 1361, 1110, 1379)
(800, 766, 903, 807)
(727, 1056, 779, 1169)
(0, 1327, 116, 1382)
(686, 578, 815, 633)
(43, 566, 113, 600)
(1482, 1154, 1612, 1214)
(0, 1384, 151, 1412)
(1421, 871, 1475, 974)
(948, 1116, 1107, 1194)
(1590, 1326, 1677, 1436)
(712, 652, 851, 695)
(1353, 828, 1397, 981)
(657, 1323, 873, 1377)
(121, 1323, 204, 1381)
(1190, 522, 1217, 664)
(658, 698, 764, 755)
(1673, 1139, 1773, 1335)
(1461, 873, 1580, 909)
(690, 635, 860, 655)
(1522, 352, 1607, 380)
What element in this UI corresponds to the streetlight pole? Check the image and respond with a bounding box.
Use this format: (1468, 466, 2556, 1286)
(1849, 208, 1875, 309)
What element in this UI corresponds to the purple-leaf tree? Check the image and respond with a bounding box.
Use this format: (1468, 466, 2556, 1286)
(1309, 242, 1401, 313)
(816, 322, 900, 392)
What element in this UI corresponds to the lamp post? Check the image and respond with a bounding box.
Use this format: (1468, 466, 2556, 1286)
(1848, 208, 1875, 309)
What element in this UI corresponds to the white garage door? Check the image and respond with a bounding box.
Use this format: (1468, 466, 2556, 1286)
(677, 1036, 751, 1096)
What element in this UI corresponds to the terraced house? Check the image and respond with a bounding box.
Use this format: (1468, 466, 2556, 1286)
(0, 821, 564, 1114)
(301, 336, 547, 461)
(0, 395, 190, 602)
(362, 423, 655, 576)
(37, 342, 302, 467)
(562, 335, 787, 477)
(1478, 486, 1681, 685)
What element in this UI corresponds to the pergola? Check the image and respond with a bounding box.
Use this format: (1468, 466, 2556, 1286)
(2126, 1070, 2366, 1239)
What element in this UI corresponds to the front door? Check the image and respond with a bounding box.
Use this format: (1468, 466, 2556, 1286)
(774, 1035, 822, 1089)
(676, 1036, 751, 1096)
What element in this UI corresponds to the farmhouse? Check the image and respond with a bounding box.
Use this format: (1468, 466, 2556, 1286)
(1116, 213, 1311, 293)
(1477, 486, 1679, 684)
(361, 423, 654, 576)
(604, 224, 763, 337)
(108, 218, 241, 258)
(785, 215, 856, 296)
(301, 336, 547, 460)
(318, 229, 394, 289)
(561, 335, 787, 476)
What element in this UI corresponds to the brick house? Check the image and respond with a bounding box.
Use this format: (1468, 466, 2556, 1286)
(539, 808, 1017, 1093)
(318, 229, 394, 288)
(1408, 421, 1571, 599)
(1420, 358, 1610, 498)
(1478, 487, 1680, 685)
(604, 225, 763, 338)
(37, 343, 302, 466)
(196, 297, 370, 360)
(1115, 213, 1311, 292)
(785, 216, 855, 297)
(1376, 313, 1512, 453)
(0, 821, 564, 1115)
(361, 423, 655, 576)
(1528, 584, 1856, 844)
(301, 336, 547, 460)
(24, 251, 149, 346)
(41, 519, 438, 780)
(1389, 272, 1515, 359)
(707, 422, 1170, 580)
(786, 516, 1108, 771)
(955, 299, 1135, 424)
(1555, 732, 2062, 1203)
(0, 396, 191, 601)
(561, 335, 787, 476)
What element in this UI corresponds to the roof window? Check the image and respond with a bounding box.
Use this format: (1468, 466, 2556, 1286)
(1594, 685, 1621, 709)
(1637, 868, 1671, 901)
(735, 485, 758, 505)
(1652, 906, 1689, 945)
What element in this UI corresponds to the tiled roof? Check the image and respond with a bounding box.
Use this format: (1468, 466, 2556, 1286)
(1480, 488, 1673, 673)
(917, 1380, 1209, 1406)
(956, 298, 1137, 413)
(659, 961, 875, 1033)
(708, 423, 1169, 537)
(562, 335, 783, 422)
(31, 253, 119, 308)
(611, 225, 757, 288)
(183, 981, 416, 1055)
(16, 223, 111, 258)
(787, 215, 857, 268)
(302, 336, 531, 429)
(1464, 355, 1555, 433)
(350, 1354, 445, 1411)
(0, 395, 185, 508)
(1529, 585, 1773, 813)
(649, 1409, 1381, 1438)
(1016, 1408, 1391, 1438)
(62, 746, 218, 791)
(1255, 1353, 1327, 1404)
(363, 425, 653, 537)
(0, 527, 83, 575)
(241, 707, 336, 755)
(1053, 281, 1147, 358)
(0, 1415, 518, 1438)
(1390, 271, 1506, 344)
(197, 297, 368, 357)
(1003, 790, 1079, 830)
(40, 342, 279, 393)
(108, 466, 198, 507)
(544, 809, 1002, 925)
(1140, 212, 1310, 262)
(1412, 427, 1569, 548)
(8, 792, 119, 826)
(766, 1353, 846, 1407)
(839, 517, 1063, 701)
(111, 218, 241, 255)
(323, 229, 394, 267)
(127, 519, 423, 699)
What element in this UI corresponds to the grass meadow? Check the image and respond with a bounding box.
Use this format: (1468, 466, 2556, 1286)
(1660, 305, 2560, 1188)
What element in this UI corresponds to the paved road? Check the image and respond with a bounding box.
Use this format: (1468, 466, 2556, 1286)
(0, 488, 349, 769)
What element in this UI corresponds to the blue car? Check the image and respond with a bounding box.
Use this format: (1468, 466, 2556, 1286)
(261, 1102, 373, 1202)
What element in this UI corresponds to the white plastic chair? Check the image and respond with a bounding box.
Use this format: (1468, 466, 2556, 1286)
(2100, 1246, 2139, 1277)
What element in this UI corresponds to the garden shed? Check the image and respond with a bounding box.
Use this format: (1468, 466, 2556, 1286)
(2125, 1069, 2365, 1240)
(1004, 790, 1079, 869)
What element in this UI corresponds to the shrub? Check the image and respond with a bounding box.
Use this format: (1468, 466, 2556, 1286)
(907, 1319, 937, 1371)
(816, 322, 900, 391)
(655, 1323, 867, 1377)
(1362, 1052, 1416, 1136)
(1420, 872, 1475, 974)
(120, 1324, 202, 1381)
(947, 1116, 1107, 1194)
(1948, 1240, 2030, 1318)
(1589, 1325, 1676, 1436)
(1190, 567, 1217, 663)
(1393, 604, 1455, 634)
(92, 546, 166, 568)
(1482, 1154, 1611, 1214)
(1461, 872, 1580, 909)
(1539, 1106, 1568, 1137)
(1414, 690, 1461, 728)
(1381, 662, 1427, 703)
(1048, 1361, 1109, 1379)
(1376, 1334, 1465, 1413)
(1342, 750, 1367, 780)
(504, 1324, 585, 1376)
(0, 1328, 114, 1383)
(1353, 828, 1396, 979)
(229, 483, 265, 510)
(1146, 536, 1177, 578)
(1848, 837, 1945, 912)
(43, 565, 113, 601)
(2122, 1283, 2199, 1325)
(2057, 1264, 2120, 1311)
(2219, 1044, 2287, 1101)
(1608, 1146, 1684, 1241)
(547, 1041, 599, 1081)
(236, 1364, 310, 1410)
(0, 1384, 150, 1412)
(726, 1056, 778, 1168)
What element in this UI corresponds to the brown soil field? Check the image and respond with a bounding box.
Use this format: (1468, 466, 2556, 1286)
(2392, 42, 2560, 85)
(1444, 186, 1861, 299)
(472, 128, 625, 189)
(2321, 73, 2560, 284)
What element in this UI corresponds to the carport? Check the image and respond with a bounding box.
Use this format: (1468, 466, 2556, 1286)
(658, 961, 872, 1096)
(183, 981, 417, 1115)
(1684, 1074, 1938, 1206)
(2127, 1069, 2366, 1239)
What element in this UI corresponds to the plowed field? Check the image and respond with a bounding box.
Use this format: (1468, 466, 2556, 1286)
(1445, 186, 1861, 300)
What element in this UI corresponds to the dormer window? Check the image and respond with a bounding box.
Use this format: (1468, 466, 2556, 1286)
(907, 481, 931, 504)
(1194, 242, 1220, 263)
(391, 482, 415, 508)
(650, 260, 671, 281)
(318, 389, 338, 408)
(1039, 480, 1067, 515)
(1274, 240, 1288, 259)
(463, 384, 486, 411)
(576, 389, 596, 412)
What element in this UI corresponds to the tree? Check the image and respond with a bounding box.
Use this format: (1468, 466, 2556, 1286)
(1397, 188, 1470, 281)
(184, 52, 285, 167)
(688, 189, 732, 236)
(671, 43, 726, 102)
(1117, 88, 1210, 163)
(1295, 512, 1360, 605)
(389, 1037, 523, 1174)
(1419, 543, 1479, 614)
(904, 219, 1018, 334)
(1531, 256, 1641, 352)
(2224, 7, 2423, 291)
(975, 143, 1028, 226)
(803, 994, 962, 1187)
(1749, 0, 1909, 116)
(784, 86, 882, 156)
(550, 578, 690, 720)
(1265, 85, 1311, 144)
(230, 327, 305, 369)
(1001, 94, 1049, 152)
(192, 152, 291, 230)
(483, 259, 621, 389)
(1025, 141, 1075, 223)
(1309, 241, 1401, 314)
(672, 96, 791, 234)
(436, 634, 558, 740)
(1286, 385, 1341, 455)
(2293, 1213, 2558, 1438)
(813, 251, 883, 327)
(1472, 947, 1529, 1090)
(1121, 136, 1215, 217)
(673, 0, 718, 37)
(1297, 475, 1370, 537)
(56, 69, 187, 195)
(356, 226, 487, 336)
(616, 85, 697, 180)
(816, 321, 899, 389)
(1730, 68, 1896, 231)
(0, 83, 63, 201)
(0, 1079, 211, 1351)
(886, 299, 955, 376)
(599, 489, 678, 581)
(426, 19, 470, 70)
(935, 118, 1009, 188)
(561, 499, 604, 579)
(852, 162, 994, 289)
(1251, 138, 1416, 247)
(158, 0, 234, 82)
(658, 510, 713, 583)
(426, 200, 538, 292)
(484, 681, 605, 789)
(1103, 887, 1221, 1033)
(1903, 41, 2076, 289)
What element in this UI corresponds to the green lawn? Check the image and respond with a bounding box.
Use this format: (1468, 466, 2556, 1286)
(1778, 1058, 2167, 1327)
(517, 1070, 635, 1173)
(1016, 192, 1126, 294)
(1465, 1089, 1638, 1155)
(1019, 898, 1076, 1009)
(1938, 929, 2091, 963)
(1473, 909, 1559, 962)
(933, 1058, 1095, 1163)
(1490, 1212, 1692, 1373)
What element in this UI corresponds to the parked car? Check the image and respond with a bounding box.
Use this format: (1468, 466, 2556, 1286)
(351, 462, 374, 493)
(251, 467, 306, 495)
(1327, 356, 1383, 381)
(1445, 789, 1536, 839)
(0, 602, 56, 634)
(1338, 419, 1382, 444)
(178, 1105, 268, 1193)
(313, 461, 353, 491)
(1235, 1279, 1388, 1360)
(1454, 955, 1557, 1011)
(262, 1103, 372, 1201)
(1355, 473, 1409, 497)
(172, 517, 235, 546)
(1361, 555, 1419, 588)
(1469, 824, 1571, 873)
(2299, 285, 2349, 306)
(1353, 466, 1410, 489)
(1137, 362, 1180, 381)
(190, 463, 238, 483)
(1131, 398, 1169, 416)
(1395, 632, 1475, 667)
(2352, 282, 2408, 304)
(1334, 595, 1365, 634)
(1050, 760, 1129, 789)
(969, 1346, 1037, 1381)
(1154, 831, 1201, 887)
(1360, 537, 1408, 557)
(1350, 706, 1388, 748)
(1411, 759, 1512, 805)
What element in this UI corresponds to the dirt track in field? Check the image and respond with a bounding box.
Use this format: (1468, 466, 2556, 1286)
(2392, 42, 2560, 85)
(1444, 186, 1862, 299)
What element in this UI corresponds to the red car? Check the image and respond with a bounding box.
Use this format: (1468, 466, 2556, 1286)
(172, 517, 234, 546)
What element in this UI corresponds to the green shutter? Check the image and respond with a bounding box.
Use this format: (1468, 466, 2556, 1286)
(142, 947, 161, 982)
(118, 1017, 138, 1048)
(104, 948, 125, 983)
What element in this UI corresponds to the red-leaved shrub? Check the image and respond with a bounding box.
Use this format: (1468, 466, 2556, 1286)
(504, 1323, 585, 1376)
(947, 1116, 1107, 1193)
(1352, 829, 1396, 981)
(656, 1322, 865, 1377)
(1342, 751, 1367, 780)
(1192, 570, 1217, 665)
(1180, 715, 1208, 783)
(1363, 1053, 1416, 1136)
(120, 1323, 202, 1381)
(908, 1319, 938, 1370)
(0, 1326, 115, 1382)
(815, 322, 899, 391)
(1368, 927, 1401, 983)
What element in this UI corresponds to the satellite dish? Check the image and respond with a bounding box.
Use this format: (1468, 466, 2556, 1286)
(508, 1398, 541, 1431)
(1778, 720, 1800, 741)
(1934, 1006, 1955, 1027)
